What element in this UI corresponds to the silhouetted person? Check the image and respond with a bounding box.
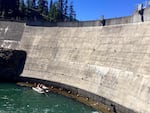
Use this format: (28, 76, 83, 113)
(100, 15, 105, 26)
(138, 4, 144, 22)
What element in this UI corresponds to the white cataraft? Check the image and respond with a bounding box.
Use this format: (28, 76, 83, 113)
(32, 84, 49, 94)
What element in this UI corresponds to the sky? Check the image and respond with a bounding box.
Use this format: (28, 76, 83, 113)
(60, 0, 147, 21)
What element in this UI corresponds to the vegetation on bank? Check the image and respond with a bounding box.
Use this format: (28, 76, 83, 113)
(0, 0, 76, 22)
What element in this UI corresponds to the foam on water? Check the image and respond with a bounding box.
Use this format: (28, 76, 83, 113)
(1, 96, 8, 100)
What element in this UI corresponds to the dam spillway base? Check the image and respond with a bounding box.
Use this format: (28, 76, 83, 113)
(0, 20, 150, 113)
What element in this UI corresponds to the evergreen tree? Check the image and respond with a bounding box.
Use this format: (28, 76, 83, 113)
(38, 0, 43, 13)
(50, 0, 53, 9)
(57, 0, 64, 21)
(26, 0, 32, 9)
(0, 0, 77, 21)
(13, 0, 20, 19)
(0, 0, 19, 17)
(0, 0, 4, 16)
(19, 0, 26, 18)
(54, 3, 60, 21)
(31, 0, 37, 9)
(20, 0, 25, 11)
(52, 2, 60, 22)
(64, 0, 68, 21)
(69, 1, 76, 21)
(49, 0, 53, 20)
(49, 0, 76, 22)
(3, 0, 9, 17)
(43, 0, 48, 15)
(0, 0, 2, 15)
(50, 2, 59, 21)
(38, 0, 48, 15)
(59, 0, 64, 14)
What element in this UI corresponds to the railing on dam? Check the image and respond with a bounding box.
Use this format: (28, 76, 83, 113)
(1, 7, 150, 27)
(25, 7, 150, 27)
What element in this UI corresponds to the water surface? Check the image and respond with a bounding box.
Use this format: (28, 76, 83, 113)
(0, 83, 101, 113)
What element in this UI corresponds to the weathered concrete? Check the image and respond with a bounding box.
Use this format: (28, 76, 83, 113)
(1, 10, 150, 112)
(0, 21, 25, 49)
(15, 22, 150, 113)
(0, 21, 25, 41)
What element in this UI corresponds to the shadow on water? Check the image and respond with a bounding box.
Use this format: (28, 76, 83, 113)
(0, 48, 27, 82)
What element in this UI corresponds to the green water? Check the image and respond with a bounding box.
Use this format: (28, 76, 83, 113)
(0, 83, 101, 113)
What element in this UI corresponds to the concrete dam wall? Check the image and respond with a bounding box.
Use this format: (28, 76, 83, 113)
(19, 22, 150, 113)
(0, 20, 150, 113)
(0, 21, 25, 49)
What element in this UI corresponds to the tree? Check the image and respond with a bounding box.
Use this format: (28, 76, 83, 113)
(26, 0, 32, 9)
(69, 1, 76, 21)
(50, 0, 53, 8)
(49, 0, 76, 22)
(49, 0, 59, 21)
(64, 0, 68, 15)
(20, 0, 25, 12)
(12, 0, 20, 19)
(38, 0, 48, 15)
(38, 0, 43, 13)
(26, 0, 37, 9)
(49, 0, 53, 20)
(0, 0, 5, 16)
(0, 0, 77, 21)
(0, 0, 3, 15)
(43, 0, 48, 15)
(26, 0, 32, 19)
(63, 0, 68, 21)
(0, 0, 20, 17)
(3, 0, 9, 17)
(31, 0, 37, 9)
(19, 0, 26, 19)
(57, 0, 64, 21)
(50, 2, 59, 21)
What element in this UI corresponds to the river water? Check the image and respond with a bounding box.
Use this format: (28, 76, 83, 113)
(0, 83, 101, 113)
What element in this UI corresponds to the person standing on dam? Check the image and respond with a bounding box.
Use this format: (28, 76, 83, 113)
(138, 3, 144, 22)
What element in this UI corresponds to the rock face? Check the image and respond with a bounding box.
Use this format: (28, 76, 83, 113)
(0, 48, 26, 82)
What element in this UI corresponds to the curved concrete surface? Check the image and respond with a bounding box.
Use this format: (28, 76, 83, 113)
(0, 21, 150, 113)
(18, 22, 150, 113)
